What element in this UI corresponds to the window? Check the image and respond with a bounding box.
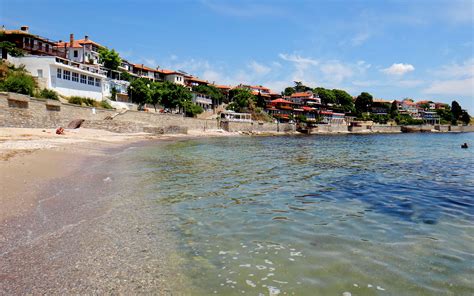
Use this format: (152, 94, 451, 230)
(88, 76, 94, 85)
(37, 69, 43, 78)
(72, 72, 79, 82)
(38, 42, 42, 50)
(57, 68, 62, 79)
(45, 44, 49, 52)
(24, 37, 30, 46)
(80, 74, 87, 84)
(63, 70, 71, 80)
(74, 50, 78, 58)
(95, 78, 101, 87)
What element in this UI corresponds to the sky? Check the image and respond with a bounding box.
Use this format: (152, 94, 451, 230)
(1, 0, 473, 113)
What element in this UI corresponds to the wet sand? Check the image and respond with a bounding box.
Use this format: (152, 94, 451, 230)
(0, 129, 192, 294)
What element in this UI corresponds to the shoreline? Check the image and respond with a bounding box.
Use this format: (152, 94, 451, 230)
(0, 134, 194, 294)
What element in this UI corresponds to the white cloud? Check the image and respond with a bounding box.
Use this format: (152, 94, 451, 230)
(434, 58, 474, 79)
(381, 63, 415, 76)
(248, 61, 271, 76)
(278, 53, 319, 66)
(351, 31, 371, 46)
(423, 77, 474, 96)
(319, 61, 354, 85)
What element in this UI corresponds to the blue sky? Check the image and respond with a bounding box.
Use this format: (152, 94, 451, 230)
(1, 0, 473, 112)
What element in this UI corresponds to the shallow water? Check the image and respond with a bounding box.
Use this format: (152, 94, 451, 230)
(132, 133, 473, 295)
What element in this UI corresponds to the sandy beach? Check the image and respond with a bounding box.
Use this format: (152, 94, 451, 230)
(0, 127, 210, 294)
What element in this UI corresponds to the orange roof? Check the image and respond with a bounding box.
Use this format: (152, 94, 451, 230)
(3, 29, 57, 45)
(402, 100, 416, 106)
(157, 69, 182, 75)
(373, 99, 393, 104)
(416, 100, 432, 105)
(271, 98, 293, 104)
(291, 92, 313, 98)
(75, 38, 103, 47)
(56, 41, 83, 48)
(187, 76, 208, 84)
(214, 85, 232, 90)
(133, 64, 159, 72)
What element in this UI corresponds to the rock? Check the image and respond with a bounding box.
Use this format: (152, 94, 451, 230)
(67, 119, 85, 129)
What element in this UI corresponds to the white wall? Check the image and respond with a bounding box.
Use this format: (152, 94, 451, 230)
(9, 55, 105, 101)
(165, 74, 185, 85)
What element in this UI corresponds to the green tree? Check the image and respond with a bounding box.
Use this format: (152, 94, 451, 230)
(99, 47, 121, 70)
(120, 71, 132, 82)
(0, 41, 24, 57)
(181, 100, 204, 117)
(228, 88, 256, 112)
(332, 89, 355, 113)
(157, 81, 193, 112)
(355, 92, 373, 115)
(293, 81, 311, 92)
(451, 100, 462, 124)
(436, 107, 452, 124)
(128, 78, 151, 108)
(390, 101, 399, 119)
(282, 87, 295, 96)
(461, 110, 471, 125)
(110, 87, 117, 101)
(314, 87, 336, 105)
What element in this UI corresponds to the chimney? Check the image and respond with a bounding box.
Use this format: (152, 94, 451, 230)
(84, 35, 89, 41)
(69, 33, 74, 46)
(20, 26, 29, 33)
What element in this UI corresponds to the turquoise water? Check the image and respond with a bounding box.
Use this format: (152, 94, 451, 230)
(133, 133, 473, 295)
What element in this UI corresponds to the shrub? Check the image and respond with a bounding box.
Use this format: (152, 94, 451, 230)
(68, 96, 84, 105)
(38, 88, 59, 100)
(100, 100, 113, 109)
(68, 96, 113, 109)
(0, 71, 36, 96)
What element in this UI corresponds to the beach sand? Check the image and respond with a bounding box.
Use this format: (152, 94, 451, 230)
(0, 127, 200, 294)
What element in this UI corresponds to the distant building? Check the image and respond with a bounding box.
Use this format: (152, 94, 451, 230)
(192, 93, 212, 110)
(288, 91, 321, 106)
(1, 26, 66, 58)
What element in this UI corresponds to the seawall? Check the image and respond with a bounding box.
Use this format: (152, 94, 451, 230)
(1, 93, 472, 135)
(0, 92, 292, 135)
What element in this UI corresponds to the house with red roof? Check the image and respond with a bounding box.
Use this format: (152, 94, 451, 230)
(1, 26, 66, 58)
(56, 34, 105, 65)
(288, 91, 321, 106)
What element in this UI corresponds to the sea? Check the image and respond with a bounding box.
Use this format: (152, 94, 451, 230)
(123, 133, 473, 295)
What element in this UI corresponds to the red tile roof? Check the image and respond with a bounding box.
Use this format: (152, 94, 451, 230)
(133, 64, 159, 72)
(271, 98, 293, 104)
(291, 92, 313, 98)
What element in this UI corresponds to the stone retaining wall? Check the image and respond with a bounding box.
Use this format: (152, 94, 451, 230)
(220, 121, 296, 133)
(371, 125, 402, 133)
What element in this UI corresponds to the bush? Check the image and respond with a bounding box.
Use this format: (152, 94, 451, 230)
(68, 96, 114, 109)
(38, 88, 59, 100)
(0, 71, 36, 96)
(100, 100, 113, 109)
(68, 96, 84, 105)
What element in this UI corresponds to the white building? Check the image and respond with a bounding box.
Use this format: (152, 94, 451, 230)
(160, 70, 185, 85)
(192, 93, 212, 110)
(9, 55, 107, 100)
(56, 34, 103, 65)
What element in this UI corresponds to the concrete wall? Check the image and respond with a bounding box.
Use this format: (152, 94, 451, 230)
(0, 92, 116, 128)
(313, 124, 349, 133)
(0, 92, 215, 134)
(371, 125, 402, 133)
(220, 121, 296, 133)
